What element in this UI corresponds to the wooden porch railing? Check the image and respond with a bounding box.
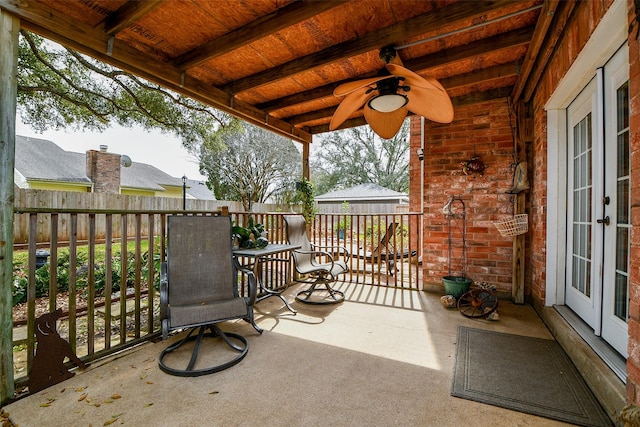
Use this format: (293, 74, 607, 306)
(11, 209, 421, 385)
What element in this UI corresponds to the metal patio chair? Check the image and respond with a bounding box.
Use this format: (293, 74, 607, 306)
(284, 214, 350, 304)
(159, 215, 262, 377)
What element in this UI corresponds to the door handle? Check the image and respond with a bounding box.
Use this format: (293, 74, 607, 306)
(597, 216, 610, 226)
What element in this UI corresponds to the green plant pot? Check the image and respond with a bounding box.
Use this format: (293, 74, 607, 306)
(442, 276, 472, 299)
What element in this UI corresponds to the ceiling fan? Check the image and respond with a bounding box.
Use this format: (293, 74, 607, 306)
(329, 46, 454, 139)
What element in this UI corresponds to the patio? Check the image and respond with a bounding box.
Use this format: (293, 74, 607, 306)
(3, 282, 595, 426)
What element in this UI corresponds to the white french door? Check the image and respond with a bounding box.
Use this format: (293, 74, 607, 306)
(566, 78, 601, 330)
(565, 45, 629, 357)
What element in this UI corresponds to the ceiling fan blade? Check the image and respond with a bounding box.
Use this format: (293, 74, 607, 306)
(386, 64, 445, 91)
(363, 104, 408, 139)
(329, 89, 371, 130)
(406, 86, 454, 123)
(333, 75, 389, 97)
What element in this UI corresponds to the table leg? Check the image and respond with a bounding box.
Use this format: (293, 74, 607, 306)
(253, 256, 297, 314)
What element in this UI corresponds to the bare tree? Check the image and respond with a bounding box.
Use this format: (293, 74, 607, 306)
(311, 122, 409, 195)
(199, 123, 302, 210)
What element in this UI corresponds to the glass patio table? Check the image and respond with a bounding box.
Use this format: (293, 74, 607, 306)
(233, 243, 301, 314)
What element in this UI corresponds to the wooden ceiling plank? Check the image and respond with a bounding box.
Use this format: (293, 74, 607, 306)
(1, 0, 311, 143)
(99, 0, 167, 36)
(171, 0, 349, 70)
(222, 0, 521, 94)
(511, 0, 560, 102)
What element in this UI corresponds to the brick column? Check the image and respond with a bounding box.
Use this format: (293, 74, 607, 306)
(86, 145, 121, 194)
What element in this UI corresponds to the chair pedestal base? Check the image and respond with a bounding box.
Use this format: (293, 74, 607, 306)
(295, 280, 345, 305)
(158, 324, 248, 377)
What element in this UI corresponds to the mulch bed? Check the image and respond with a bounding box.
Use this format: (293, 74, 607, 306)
(12, 293, 105, 326)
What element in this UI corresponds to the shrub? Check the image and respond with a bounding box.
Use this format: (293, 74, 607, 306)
(11, 241, 161, 306)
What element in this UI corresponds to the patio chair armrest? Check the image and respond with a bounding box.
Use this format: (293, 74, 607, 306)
(160, 262, 168, 321)
(295, 248, 334, 260)
(294, 248, 336, 271)
(233, 257, 258, 306)
(311, 244, 351, 260)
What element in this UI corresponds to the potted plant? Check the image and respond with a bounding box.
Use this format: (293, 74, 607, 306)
(232, 216, 268, 249)
(295, 178, 317, 224)
(442, 275, 472, 299)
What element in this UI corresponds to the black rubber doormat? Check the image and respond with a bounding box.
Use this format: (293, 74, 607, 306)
(451, 326, 612, 426)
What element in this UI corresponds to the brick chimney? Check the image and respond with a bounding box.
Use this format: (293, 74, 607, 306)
(86, 145, 121, 193)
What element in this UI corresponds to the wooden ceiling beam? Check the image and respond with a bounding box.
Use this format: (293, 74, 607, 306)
(439, 62, 518, 89)
(289, 107, 335, 126)
(259, 85, 336, 113)
(222, 0, 520, 94)
(520, 0, 577, 103)
(0, 0, 312, 144)
(451, 86, 513, 107)
(403, 26, 533, 71)
(99, 0, 166, 36)
(307, 117, 369, 135)
(511, 0, 560, 102)
(171, 0, 348, 70)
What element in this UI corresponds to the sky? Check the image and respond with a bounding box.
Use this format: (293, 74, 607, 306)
(16, 120, 207, 181)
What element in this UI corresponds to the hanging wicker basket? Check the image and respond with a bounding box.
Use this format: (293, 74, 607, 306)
(493, 214, 528, 237)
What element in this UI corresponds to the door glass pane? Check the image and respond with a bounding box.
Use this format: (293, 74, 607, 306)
(617, 81, 629, 131)
(571, 114, 592, 297)
(617, 180, 628, 224)
(616, 228, 628, 272)
(615, 273, 628, 321)
(614, 82, 630, 322)
(618, 132, 629, 177)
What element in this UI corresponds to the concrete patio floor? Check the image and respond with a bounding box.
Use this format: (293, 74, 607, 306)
(2, 282, 614, 426)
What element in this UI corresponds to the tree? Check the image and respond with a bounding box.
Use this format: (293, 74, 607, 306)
(199, 123, 302, 210)
(311, 121, 410, 195)
(17, 30, 233, 155)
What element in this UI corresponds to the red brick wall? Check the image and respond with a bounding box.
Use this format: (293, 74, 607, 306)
(86, 149, 121, 194)
(410, 98, 517, 294)
(626, 0, 640, 406)
(526, 2, 614, 307)
(410, 0, 640, 406)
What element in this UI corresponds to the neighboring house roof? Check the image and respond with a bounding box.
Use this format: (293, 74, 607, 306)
(15, 135, 91, 184)
(316, 183, 408, 204)
(120, 162, 181, 191)
(14, 135, 216, 198)
(185, 179, 216, 201)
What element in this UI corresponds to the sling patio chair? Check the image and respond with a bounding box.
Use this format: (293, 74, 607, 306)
(354, 222, 417, 275)
(158, 215, 262, 377)
(284, 214, 350, 305)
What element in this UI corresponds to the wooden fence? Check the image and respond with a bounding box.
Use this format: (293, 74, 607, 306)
(13, 189, 296, 247)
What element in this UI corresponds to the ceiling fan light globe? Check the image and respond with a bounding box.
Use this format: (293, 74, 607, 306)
(368, 94, 408, 113)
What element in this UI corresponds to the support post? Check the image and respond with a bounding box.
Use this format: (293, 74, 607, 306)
(302, 141, 310, 180)
(0, 8, 19, 404)
(511, 101, 531, 304)
(512, 192, 525, 303)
